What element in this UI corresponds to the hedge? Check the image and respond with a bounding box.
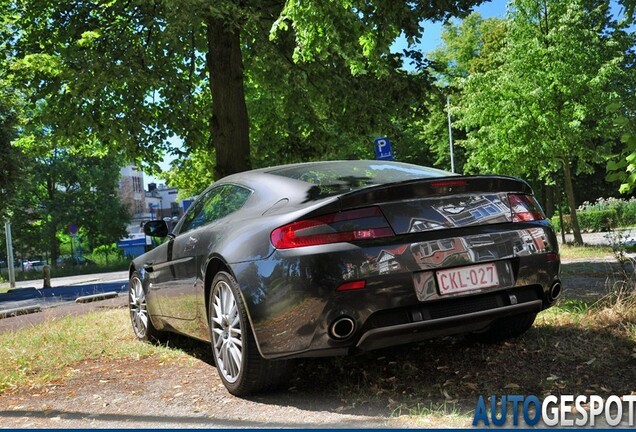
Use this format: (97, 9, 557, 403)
(551, 209, 621, 233)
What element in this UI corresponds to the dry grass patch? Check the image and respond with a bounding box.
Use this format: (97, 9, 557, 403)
(559, 243, 614, 260)
(0, 308, 191, 394)
(289, 294, 636, 425)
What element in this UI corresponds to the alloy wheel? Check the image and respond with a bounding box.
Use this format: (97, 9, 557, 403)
(211, 280, 243, 383)
(129, 276, 149, 339)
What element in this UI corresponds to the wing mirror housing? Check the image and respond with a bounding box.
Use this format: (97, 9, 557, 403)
(144, 220, 169, 238)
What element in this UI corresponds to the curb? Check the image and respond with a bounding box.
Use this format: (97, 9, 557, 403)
(75, 292, 119, 303)
(0, 305, 42, 319)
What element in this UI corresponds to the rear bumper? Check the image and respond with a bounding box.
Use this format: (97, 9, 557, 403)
(231, 222, 560, 359)
(356, 295, 543, 352)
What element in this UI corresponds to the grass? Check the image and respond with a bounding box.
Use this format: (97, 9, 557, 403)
(0, 308, 191, 394)
(558, 243, 614, 260)
(391, 401, 470, 427)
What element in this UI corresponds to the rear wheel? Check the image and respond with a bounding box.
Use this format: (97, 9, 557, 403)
(209, 272, 290, 396)
(129, 271, 166, 343)
(470, 312, 537, 344)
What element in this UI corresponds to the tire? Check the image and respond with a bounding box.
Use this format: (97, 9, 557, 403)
(470, 312, 537, 344)
(209, 271, 290, 396)
(129, 270, 167, 344)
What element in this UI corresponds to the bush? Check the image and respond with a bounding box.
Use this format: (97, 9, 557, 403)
(579, 209, 617, 232)
(620, 203, 636, 226)
(551, 214, 571, 233)
(552, 210, 616, 233)
(552, 197, 636, 232)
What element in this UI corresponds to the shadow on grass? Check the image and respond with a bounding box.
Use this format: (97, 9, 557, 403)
(159, 313, 635, 421)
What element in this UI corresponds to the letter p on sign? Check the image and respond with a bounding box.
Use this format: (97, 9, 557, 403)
(374, 137, 394, 161)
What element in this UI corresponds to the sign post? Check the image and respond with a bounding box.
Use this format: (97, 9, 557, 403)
(374, 137, 394, 161)
(447, 96, 455, 173)
(69, 223, 78, 262)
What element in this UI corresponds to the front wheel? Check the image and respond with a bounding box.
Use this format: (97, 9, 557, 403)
(209, 272, 290, 396)
(129, 271, 166, 343)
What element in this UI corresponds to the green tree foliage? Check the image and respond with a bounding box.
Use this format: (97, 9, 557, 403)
(8, 149, 129, 262)
(411, 13, 506, 172)
(457, 0, 634, 244)
(2, 0, 486, 185)
(0, 11, 28, 219)
(607, 124, 636, 194)
(92, 243, 121, 267)
(165, 41, 437, 196)
(0, 98, 27, 220)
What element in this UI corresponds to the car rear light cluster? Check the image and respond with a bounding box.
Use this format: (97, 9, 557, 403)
(271, 207, 394, 249)
(508, 194, 546, 222)
(336, 280, 366, 291)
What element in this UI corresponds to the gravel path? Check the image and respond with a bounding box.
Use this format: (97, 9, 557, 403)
(0, 341, 433, 428)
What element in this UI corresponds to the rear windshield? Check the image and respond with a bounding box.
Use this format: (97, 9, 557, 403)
(268, 160, 451, 198)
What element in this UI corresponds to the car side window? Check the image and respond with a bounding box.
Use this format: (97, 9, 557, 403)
(179, 184, 251, 234)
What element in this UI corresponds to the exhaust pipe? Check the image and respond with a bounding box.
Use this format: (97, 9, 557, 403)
(548, 282, 562, 302)
(329, 317, 356, 340)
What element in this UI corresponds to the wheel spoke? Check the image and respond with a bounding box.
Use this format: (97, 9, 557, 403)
(213, 294, 222, 318)
(215, 334, 224, 349)
(222, 343, 231, 375)
(138, 312, 148, 329)
(221, 284, 228, 314)
(229, 344, 241, 369)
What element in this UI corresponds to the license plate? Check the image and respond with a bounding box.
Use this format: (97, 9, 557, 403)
(436, 263, 499, 295)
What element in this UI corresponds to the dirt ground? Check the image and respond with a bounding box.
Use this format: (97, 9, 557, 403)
(0, 256, 633, 428)
(0, 355, 408, 428)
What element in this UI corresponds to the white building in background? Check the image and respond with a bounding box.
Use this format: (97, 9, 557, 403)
(119, 165, 146, 235)
(145, 183, 186, 221)
(118, 165, 190, 236)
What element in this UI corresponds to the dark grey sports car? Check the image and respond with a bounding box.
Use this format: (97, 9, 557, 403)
(128, 160, 561, 395)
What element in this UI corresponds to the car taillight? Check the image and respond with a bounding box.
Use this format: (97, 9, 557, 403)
(508, 194, 546, 222)
(271, 207, 394, 249)
(336, 280, 366, 291)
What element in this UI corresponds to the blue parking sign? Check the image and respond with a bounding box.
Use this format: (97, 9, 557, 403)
(374, 137, 394, 161)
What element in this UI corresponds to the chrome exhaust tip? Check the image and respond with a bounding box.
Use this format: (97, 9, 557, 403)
(549, 282, 562, 302)
(329, 317, 356, 340)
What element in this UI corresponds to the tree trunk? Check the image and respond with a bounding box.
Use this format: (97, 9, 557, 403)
(205, 16, 252, 180)
(562, 158, 584, 245)
(544, 184, 554, 219)
(46, 177, 61, 263)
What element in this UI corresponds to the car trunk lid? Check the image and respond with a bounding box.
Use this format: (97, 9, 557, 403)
(333, 176, 540, 235)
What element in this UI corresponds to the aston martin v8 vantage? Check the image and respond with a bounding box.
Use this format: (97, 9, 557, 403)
(128, 160, 561, 395)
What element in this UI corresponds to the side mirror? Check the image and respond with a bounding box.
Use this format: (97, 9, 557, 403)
(144, 220, 169, 237)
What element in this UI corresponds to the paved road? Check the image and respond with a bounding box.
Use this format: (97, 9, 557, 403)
(0, 270, 129, 332)
(559, 228, 636, 245)
(0, 270, 129, 291)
